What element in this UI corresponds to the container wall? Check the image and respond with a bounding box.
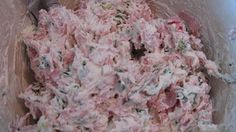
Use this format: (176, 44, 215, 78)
(0, 0, 33, 131)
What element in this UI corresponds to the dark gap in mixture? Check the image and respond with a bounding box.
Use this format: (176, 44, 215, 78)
(129, 40, 147, 60)
(90, 93, 98, 97)
(84, 127, 90, 131)
(114, 93, 119, 99)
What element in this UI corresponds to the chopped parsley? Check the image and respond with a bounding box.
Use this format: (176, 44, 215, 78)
(82, 60, 87, 66)
(58, 51, 63, 61)
(89, 46, 95, 53)
(188, 92, 198, 106)
(63, 71, 72, 77)
(100, 2, 113, 10)
(39, 56, 50, 69)
(177, 39, 187, 52)
(115, 68, 127, 73)
(163, 68, 172, 74)
(73, 84, 80, 89)
(113, 9, 129, 26)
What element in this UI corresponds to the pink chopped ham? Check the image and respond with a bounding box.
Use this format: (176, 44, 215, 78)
(147, 91, 177, 113)
(14, 0, 220, 131)
(9, 113, 35, 132)
(63, 50, 75, 65)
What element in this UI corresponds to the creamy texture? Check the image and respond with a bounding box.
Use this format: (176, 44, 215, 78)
(11, 0, 221, 131)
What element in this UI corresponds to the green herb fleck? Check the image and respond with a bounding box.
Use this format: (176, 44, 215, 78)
(39, 56, 50, 69)
(59, 89, 67, 94)
(182, 96, 188, 103)
(177, 39, 187, 52)
(163, 68, 171, 74)
(82, 61, 87, 66)
(74, 84, 80, 89)
(135, 108, 144, 113)
(89, 46, 95, 53)
(124, 0, 131, 7)
(115, 68, 126, 73)
(100, 2, 112, 10)
(113, 18, 122, 26)
(113, 10, 129, 26)
(188, 92, 198, 105)
(153, 64, 160, 69)
(58, 51, 63, 61)
(115, 14, 126, 21)
(63, 71, 72, 77)
(177, 92, 188, 103)
(180, 65, 185, 69)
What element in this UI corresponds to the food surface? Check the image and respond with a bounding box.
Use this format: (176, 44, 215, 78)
(12, 0, 220, 131)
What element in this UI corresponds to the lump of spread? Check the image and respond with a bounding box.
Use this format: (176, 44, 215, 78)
(12, 0, 220, 131)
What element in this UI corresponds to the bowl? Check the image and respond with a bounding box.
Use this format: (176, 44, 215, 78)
(0, 0, 235, 131)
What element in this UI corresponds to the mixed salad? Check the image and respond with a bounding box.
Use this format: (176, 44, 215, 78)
(11, 0, 221, 131)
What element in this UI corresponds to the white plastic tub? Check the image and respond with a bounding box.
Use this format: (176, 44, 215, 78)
(0, 0, 236, 131)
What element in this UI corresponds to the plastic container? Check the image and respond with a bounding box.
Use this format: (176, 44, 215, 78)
(0, 0, 236, 131)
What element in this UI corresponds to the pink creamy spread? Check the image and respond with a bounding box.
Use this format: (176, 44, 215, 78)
(12, 0, 220, 131)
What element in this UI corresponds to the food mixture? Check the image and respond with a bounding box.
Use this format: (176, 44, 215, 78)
(11, 0, 221, 131)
